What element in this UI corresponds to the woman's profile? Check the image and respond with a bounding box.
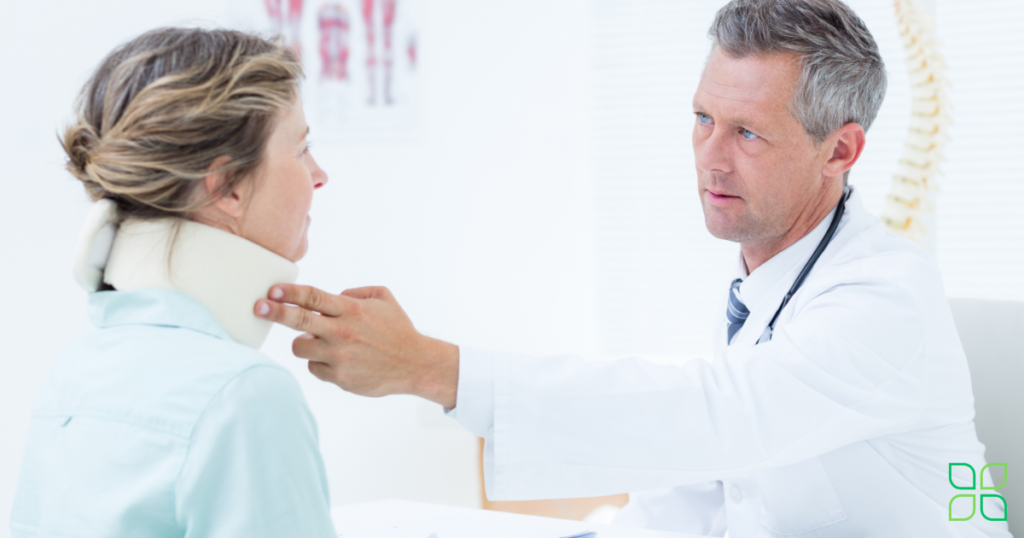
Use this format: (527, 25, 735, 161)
(11, 27, 335, 537)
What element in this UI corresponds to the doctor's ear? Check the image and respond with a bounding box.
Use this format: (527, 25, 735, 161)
(821, 123, 866, 179)
(201, 155, 249, 220)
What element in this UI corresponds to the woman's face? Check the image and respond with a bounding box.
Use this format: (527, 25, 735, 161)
(237, 96, 328, 262)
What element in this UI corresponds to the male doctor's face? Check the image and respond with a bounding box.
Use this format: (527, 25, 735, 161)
(693, 48, 834, 244)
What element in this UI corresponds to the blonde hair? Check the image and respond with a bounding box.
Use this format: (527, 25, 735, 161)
(62, 27, 303, 219)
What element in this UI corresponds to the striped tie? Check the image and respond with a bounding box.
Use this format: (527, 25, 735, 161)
(726, 278, 749, 345)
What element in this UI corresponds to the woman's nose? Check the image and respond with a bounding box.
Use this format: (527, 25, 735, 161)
(313, 169, 328, 190)
(308, 153, 328, 189)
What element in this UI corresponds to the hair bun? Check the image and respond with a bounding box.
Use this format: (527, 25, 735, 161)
(61, 121, 107, 201)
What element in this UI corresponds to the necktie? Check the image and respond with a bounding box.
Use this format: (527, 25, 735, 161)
(726, 278, 749, 345)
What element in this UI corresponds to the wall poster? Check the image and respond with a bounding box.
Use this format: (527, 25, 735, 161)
(229, 0, 420, 137)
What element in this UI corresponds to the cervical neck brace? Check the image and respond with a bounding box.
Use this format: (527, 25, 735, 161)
(72, 199, 298, 349)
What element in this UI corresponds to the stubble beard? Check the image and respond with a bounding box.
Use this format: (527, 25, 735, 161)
(701, 194, 785, 246)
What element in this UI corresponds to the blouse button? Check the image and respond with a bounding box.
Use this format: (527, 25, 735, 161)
(729, 484, 743, 504)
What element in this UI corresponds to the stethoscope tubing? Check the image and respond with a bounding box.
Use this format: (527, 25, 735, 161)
(757, 185, 853, 345)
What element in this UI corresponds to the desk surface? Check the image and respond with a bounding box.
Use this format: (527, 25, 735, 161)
(331, 499, 706, 538)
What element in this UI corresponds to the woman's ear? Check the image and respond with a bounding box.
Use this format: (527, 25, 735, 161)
(202, 155, 246, 219)
(191, 155, 248, 234)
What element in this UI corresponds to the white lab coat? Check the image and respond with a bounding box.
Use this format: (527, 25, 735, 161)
(448, 191, 1011, 537)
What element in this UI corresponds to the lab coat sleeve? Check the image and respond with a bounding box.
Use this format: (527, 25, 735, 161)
(469, 267, 933, 501)
(446, 346, 498, 439)
(614, 482, 728, 537)
(175, 365, 336, 538)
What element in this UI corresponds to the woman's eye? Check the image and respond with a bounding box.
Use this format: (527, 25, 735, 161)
(741, 128, 759, 140)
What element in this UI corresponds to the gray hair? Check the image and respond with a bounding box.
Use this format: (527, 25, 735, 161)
(708, 0, 887, 145)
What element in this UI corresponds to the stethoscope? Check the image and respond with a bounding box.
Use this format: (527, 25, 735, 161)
(756, 185, 852, 345)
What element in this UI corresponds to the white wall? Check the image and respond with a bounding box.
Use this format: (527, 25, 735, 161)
(0, 0, 597, 531)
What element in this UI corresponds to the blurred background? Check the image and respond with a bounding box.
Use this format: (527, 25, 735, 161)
(1, 0, 1022, 532)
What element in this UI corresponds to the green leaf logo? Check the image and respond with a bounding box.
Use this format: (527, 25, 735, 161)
(949, 463, 976, 490)
(949, 462, 1009, 522)
(949, 494, 976, 522)
(981, 495, 1007, 521)
(981, 463, 1007, 490)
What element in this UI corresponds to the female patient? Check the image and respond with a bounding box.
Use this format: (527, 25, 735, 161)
(12, 28, 334, 537)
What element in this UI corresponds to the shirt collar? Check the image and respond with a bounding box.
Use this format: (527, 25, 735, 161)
(735, 188, 851, 315)
(88, 288, 233, 341)
(73, 209, 298, 349)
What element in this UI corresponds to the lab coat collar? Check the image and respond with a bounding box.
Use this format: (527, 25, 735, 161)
(72, 201, 298, 349)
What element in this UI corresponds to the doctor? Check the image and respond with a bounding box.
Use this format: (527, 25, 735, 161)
(256, 0, 1008, 536)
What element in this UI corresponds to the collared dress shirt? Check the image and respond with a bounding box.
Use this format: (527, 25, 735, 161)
(10, 289, 336, 537)
(448, 190, 1010, 537)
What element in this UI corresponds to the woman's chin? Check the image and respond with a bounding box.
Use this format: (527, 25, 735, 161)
(289, 235, 309, 263)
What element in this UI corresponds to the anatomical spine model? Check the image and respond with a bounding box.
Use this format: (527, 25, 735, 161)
(880, 0, 951, 249)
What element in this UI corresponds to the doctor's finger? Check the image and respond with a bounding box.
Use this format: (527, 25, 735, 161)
(291, 332, 333, 362)
(308, 360, 335, 383)
(341, 286, 394, 302)
(268, 284, 349, 317)
(256, 300, 331, 336)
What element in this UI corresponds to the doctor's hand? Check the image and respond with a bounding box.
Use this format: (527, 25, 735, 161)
(255, 285, 460, 408)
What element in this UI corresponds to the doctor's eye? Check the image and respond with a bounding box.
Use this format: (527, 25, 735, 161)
(740, 128, 759, 140)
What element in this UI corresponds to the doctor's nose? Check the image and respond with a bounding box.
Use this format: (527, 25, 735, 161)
(694, 126, 734, 175)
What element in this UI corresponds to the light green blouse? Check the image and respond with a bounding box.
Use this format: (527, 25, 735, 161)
(11, 288, 336, 537)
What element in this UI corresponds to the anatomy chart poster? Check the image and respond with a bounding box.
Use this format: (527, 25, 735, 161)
(229, 0, 420, 136)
